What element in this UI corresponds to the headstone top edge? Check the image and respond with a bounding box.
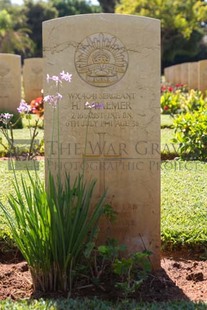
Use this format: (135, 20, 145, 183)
(43, 13, 161, 26)
(0, 53, 21, 58)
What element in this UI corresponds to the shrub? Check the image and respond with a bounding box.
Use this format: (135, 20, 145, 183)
(172, 108, 207, 160)
(160, 85, 207, 115)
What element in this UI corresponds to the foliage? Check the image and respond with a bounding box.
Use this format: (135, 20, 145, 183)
(23, 0, 58, 57)
(49, 0, 98, 17)
(81, 238, 126, 287)
(97, 0, 119, 12)
(161, 85, 207, 115)
(113, 250, 151, 297)
(0, 105, 43, 160)
(172, 108, 207, 160)
(0, 298, 207, 310)
(116, 0, 207, 69)
(0, 172, 106, 292)
(0, 8, 34, 56)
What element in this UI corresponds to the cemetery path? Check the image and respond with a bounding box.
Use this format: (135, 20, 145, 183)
(0, 249, 207, 302)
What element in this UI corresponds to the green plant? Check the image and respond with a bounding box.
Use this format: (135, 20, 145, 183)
(160, 85, 207, 115)
(81, 238, 126, 288)
(113, 251, 151, 297)
(0, 171, 106, 292)
(0, 71, 109, 295)
(0, 101, 43, 159)
(172, 108, 207, 160)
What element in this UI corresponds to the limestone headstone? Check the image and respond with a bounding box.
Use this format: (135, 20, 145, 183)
(166, 66, 175, 84)
(0, 54, 21, 113)
(180, 63, 189, 86)
(164, 67, 171, 83)
(43, 14, 161, 268)
(198, 60, 207, 93)
(23, 58, 43, 103)
(173, 64, 181, 85)
(188, 62, 198, 90)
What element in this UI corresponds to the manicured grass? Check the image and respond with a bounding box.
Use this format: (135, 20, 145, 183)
(161, 114, 174, 128)
(161, 160, 207, 248)
(0, 298, 206, 310)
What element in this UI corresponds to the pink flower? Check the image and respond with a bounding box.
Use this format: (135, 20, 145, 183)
(17, 99, 31, 114)
(60, 71, 72, 82)
(44, 93, 63, 108)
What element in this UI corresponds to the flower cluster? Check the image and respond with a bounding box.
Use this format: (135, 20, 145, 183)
(46, 71, 72, 85)
(44, 93, 62, 108)
(17, 99, 31, 114)
(44, 71, 72, 107)
(0, 113, 13, 125)
(30, 96, 44, 117)
(161, 83, 188, 94)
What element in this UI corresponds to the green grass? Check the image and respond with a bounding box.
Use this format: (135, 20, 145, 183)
(0, 298, 206, 310)
(161, 114, 174, 128)
(161, 160, 207, 249)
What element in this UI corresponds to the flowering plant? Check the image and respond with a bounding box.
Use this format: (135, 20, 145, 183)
(0, 100, 43, 160)
(0, 70, 108, 294)
(30, 95, 44, 118)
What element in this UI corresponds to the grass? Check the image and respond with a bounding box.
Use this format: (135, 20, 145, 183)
(161, 114, 174, 128)
(0, 298, 206, 309)
(161, 160, 207, 249)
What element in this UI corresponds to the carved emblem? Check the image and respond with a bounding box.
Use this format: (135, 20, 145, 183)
(75, 33, 128, 87)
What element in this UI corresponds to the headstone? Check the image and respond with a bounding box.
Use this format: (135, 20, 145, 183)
(43, 14, 161, 269)
(180, 63, 189, 86)
(164, 67, 171, 83)
(198, 60, 207, 94)
(168, 66, 175, 84)
(0, 53, 21, 113)
(188, 62, 198, 90)
(23, 58, 43, 103)
(173, 64, 181, 85)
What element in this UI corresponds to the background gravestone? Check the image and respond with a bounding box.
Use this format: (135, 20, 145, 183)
(173, 64, 181, 85)
(188, 62, 198, 90)
(0, 54, 21, 113)
(23, 58, 43, 103)
(198, 60, 207, 93)
(43, 14, 161, 268)
(180, 63, 189, 86)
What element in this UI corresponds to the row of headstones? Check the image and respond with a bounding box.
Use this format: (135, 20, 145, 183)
(0, 54, 43, 113)
(164, 60, 207, 92)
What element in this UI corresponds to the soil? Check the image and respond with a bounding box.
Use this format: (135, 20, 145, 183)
(0, 248, 207, 302)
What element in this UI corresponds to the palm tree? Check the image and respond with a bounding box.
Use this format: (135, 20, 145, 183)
(0, 9, 34, 56)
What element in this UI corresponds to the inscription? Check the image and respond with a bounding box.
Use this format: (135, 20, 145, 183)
(75, 33, 128, 87)
(66, 92, 136, 128)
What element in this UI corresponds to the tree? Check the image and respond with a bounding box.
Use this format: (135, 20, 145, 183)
(97, 0, 120, 13)
(116, 0, 207, 69)
(0, 0, 11, 10)
(0, 8, 34, 56)
(24, 0, 58, 57)
(49, 0, 98, 17)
